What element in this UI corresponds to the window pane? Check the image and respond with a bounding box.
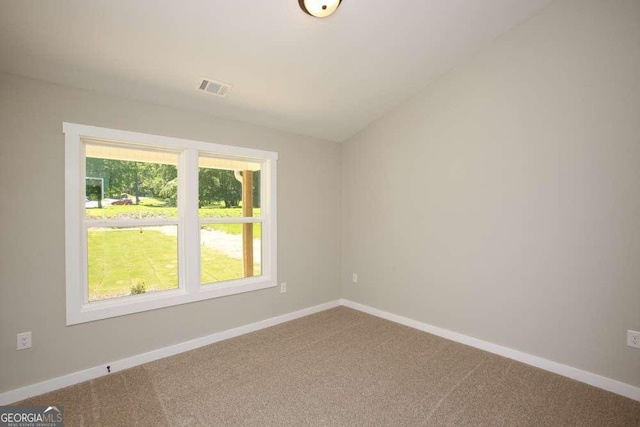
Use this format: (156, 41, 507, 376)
(198, 156, 261, 218)
(85, 143, 179, 220)
(201, 223, 262, 284)
(87, 226, 179, 302)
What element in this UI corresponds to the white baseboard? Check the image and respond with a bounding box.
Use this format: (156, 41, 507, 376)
(0, 300, 341, 405)
(339, 299, 640, 402)
(3, 298, 638, 405)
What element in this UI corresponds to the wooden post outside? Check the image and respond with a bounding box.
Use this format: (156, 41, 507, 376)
(242, 171, 253, 277)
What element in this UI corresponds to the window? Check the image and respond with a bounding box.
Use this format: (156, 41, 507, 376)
(64, 123, 278, 325)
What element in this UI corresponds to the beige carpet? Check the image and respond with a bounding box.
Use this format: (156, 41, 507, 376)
(19, 307, 640, 426)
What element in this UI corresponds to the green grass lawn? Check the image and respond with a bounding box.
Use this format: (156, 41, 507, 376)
(88, 228, 261, 302)
(88, 228, 178, 301)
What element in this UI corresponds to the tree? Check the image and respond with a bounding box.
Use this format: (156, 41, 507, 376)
(218, 170, 242, 208)
(87, 158, 251, 208)
(86, 158, 136, 199)
(198, 168, 220, 207)
(85, 158, 178, 204)
(198, 168, 242, 208)
(85, 179, 103, 208)
(252, 170, 260, 208)
(137, 163, 178, 205)
(159, 177, 178, 206)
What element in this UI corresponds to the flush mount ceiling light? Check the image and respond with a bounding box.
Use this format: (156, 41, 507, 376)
(299, 0, 342, 18)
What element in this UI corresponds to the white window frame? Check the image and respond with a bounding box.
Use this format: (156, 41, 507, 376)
(64, 123, 278, 325)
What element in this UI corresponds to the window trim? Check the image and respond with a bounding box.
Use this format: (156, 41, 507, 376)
(64, 122, 278, 325)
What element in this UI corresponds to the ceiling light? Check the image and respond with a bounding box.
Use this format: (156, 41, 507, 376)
(298, 0, 342, 18)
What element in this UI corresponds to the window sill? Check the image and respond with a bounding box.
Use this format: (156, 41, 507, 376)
(67, 278, 277, 325)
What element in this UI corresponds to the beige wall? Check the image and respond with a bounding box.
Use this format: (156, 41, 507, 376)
(341, 0, 640, 387)
(0, 73, 341, 392)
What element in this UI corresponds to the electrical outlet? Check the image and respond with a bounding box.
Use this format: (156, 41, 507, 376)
(17, 332, 32, 350)
(352, 273, 358, 284)
(280, 282, 287, 293)
(628, 330, 640, 349)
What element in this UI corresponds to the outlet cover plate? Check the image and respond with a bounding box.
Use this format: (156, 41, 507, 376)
(628, 330, 640, 349)
(17, 332, 32, 350)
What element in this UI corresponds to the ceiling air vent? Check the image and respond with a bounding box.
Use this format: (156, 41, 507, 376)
(198, 78, 232, 98)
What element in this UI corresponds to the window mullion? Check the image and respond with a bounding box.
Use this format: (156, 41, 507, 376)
(180, 149, 200, 293)
(199, 217, 263, 225)
(84, 219, 180, 228)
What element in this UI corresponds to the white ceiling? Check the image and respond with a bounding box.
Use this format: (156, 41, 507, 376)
(0, 0, 551, 142)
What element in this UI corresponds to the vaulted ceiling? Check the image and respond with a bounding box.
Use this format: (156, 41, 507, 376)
(0, 0, 551, 142)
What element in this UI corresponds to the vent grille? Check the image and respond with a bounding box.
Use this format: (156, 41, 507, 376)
(198, 78, 232, 97)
